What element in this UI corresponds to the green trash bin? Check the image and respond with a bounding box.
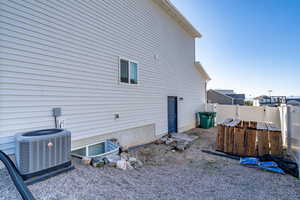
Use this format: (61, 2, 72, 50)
(197, 112, 216, 129)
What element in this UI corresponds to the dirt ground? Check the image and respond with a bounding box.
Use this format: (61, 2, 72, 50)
(129, 128, 219, 166)
(1, 128, 300, 200)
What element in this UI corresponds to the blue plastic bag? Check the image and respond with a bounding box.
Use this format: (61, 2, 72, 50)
(240, 157, 259, 165)
(240, 157, 285, 174)
(259, 165, 285, 174)
(258, 161, 278, 168)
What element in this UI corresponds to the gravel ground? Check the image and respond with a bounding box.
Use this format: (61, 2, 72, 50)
(1, 128, 299, 200)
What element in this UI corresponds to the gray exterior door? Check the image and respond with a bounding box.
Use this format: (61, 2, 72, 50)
(168, 96, 178, 134)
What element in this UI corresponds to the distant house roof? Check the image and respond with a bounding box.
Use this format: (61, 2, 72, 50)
(152, 0, 201, 38)
(194, 62, 211, 81)
(287, 98, 300, 104)
(287, 97, 300, 101)
(208, 89, 234, 99)
(254, 95, 269, 100)
(215, 90, 235, 95)
(287, 99, 300, 106)
(227, 94, 245, 99)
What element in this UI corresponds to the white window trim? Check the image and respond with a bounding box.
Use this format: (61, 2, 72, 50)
(71, 141, 119, 158)
(119, 57, 139, 85)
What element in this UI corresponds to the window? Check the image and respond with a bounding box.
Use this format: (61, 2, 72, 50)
(119, 58, 138, 84)
(120, 59, 129, 83)
(130, 62, 138, 84)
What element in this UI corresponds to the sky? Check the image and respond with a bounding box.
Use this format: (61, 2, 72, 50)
(171, 0, 300, 98)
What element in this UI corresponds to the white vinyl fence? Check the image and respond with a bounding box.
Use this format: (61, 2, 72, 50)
(207, 104, 281, 128)
(286, 106, 300, 167)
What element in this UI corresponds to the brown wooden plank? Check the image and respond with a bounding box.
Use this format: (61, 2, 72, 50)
(257, 129, 270, 156)
(227, 127, 235, 154)
(237, 120, 243, 128)
(233, 127, 246, 156)
(249, 121, 257, 129)
(242, 121, 250, 128)
(223, 125, 235, 153)
(269, 130, 283, 155)
(223, 126, 230, 153)
(216, 125, 225, 151)
(245, 129, 257, 156)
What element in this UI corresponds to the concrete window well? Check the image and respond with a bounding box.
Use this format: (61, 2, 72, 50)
(71, 140, 119, 158)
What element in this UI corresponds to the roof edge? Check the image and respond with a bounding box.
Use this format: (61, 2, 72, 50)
(152, 0, 202, 38)
(194, 62, 211, 81)
(208, 89, 234, 100)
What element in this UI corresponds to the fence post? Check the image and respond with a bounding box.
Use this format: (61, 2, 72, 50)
(286, 106, 292, 154)
(235, 105, 240, 120)
(279, 104, 287, 147)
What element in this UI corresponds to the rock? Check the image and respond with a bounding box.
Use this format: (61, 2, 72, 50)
(116, 159, 133, 170)
(160, 136, 169, 142)
(129, 157, 137, 162)
(106, 154, 121, 167)
(82, 157, 92, 165)
(129, 157, 143, 169)
(165, 138, 176, 145)
(91, 157, 106, 167)
(120, 152, 130, 160)
(106, 162, 117, 167)
(154, 139, 164, 145)
(120, 147, 129, 153)
(156, 136, 171, 144)
(93, 161, 105, 168)
(175, 140, 191, 151)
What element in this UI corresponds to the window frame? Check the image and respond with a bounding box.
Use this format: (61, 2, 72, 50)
(71, 141, 119, 158)
(119, 57, 139, 85)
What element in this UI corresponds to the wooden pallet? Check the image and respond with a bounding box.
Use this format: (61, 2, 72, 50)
(244, 128, 257, 156)
(216, 119, 283, 157)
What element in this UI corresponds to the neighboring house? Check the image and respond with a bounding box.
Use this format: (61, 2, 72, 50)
(214, 90, 235, 95)
(286, 98, 300, 106)
(0, 0, 210, 154)
(253, 96, 286, 107)
(226, 94, 246, 105)
(207, 90, 245, 105)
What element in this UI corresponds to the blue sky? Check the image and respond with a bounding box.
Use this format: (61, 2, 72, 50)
(171, 0, 300, 98)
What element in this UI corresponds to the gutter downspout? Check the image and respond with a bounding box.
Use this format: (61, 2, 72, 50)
(205, 81, 208, 103)
(287, 106, 292, 154)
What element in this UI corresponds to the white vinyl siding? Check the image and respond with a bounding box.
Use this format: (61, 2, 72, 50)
(0, 0, 206, 153)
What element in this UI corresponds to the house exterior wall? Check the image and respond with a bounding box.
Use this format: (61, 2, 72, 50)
(207, 90, 233, 105)
(0, 0, 206, 153)
(233, 99, 245, 105)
